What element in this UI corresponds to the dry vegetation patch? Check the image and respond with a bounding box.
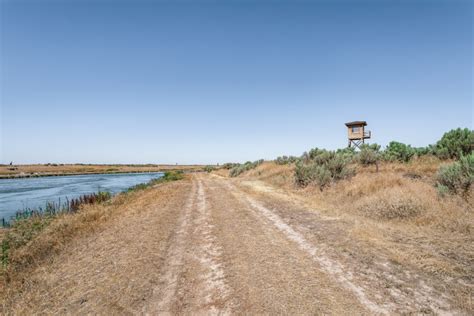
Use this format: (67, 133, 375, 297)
(354, 187, 422, 220)
(0, 176, 189, 312)
(231, 161, 473, 283)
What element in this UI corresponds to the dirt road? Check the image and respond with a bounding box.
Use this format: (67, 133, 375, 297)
(5, 174, 465, 314)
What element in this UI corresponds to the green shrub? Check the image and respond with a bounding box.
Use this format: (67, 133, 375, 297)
(127, 171, 184, 192)
(358, 144, 381, 165)
(326, 154, 354, 180)
(229, 160, 264, 177)
(222, 163, 238, 170)
(275, 155, 299, 165)
(161, 170, 184, 181)
(436, 153, 474, 196)
(229, 165, 245, 177)
(383, 141, 415, 163)
(275, 156, 288, 165)
(413, 146, 433, 157)
(203, 165, 215, 173)
(434, 128, 474, 159)
(336, 147, 357, 160)
(295, 162, 331, 189)
(295, 151, 354, 189)
(301, 148, 327, 162)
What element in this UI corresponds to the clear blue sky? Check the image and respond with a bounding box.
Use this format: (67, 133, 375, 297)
(1, 0, 472, 164)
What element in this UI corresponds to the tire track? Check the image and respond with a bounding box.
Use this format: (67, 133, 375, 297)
(204, 176, 368, 314)
(222, 179, 455, 315)
(192, 179, 233, 314)
(144, 178, 197, 314)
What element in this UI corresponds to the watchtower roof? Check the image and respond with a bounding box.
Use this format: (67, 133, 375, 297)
(345, 121, 367, 127)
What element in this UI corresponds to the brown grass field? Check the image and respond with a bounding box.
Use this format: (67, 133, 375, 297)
(0, 163, 205, 178)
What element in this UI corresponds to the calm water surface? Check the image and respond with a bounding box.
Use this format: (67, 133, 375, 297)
(0, 172, 163, 220)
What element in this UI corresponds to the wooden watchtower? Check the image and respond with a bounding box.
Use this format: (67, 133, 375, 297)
(345, 121, 371, 148)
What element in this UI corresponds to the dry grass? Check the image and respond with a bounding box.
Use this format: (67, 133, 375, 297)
(360, 155, 444, 176)
(226, 160, 474, 301)
(1, 194, 124, 286)
(355, 187, 423, 220)
(0, 176, 190, 313)
(235, 160, 472, 232)
(0, 163, 204, 178)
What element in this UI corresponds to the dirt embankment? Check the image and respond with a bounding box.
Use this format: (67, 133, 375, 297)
(2, 171, 472, 314)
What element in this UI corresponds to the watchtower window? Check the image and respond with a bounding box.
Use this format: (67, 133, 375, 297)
(352, 126, 360, 133)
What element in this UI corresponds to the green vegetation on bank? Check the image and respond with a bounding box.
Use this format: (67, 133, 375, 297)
(127, 171, 184, 192)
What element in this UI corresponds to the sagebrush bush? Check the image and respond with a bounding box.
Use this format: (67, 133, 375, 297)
(358, 144, 380, 165)
(336, 147, 357, 160)
(306, 148, 327, 160)
(295, 151, 354, 189)
(434, 128, 474, 159)
(204, 165, 215, 173)
(275, 155, 299, 165)
(229, 159, 264, 177)
(294, 162, 331, 188)
(326, 154, 354, 179)
(383, 141, 415, 162)
(436, 153, 474, 196)
(413, 146, 433, 157)
(222, 163, 239, 170)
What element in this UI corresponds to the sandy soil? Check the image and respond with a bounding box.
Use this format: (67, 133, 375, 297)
(3, 174, 470, 314)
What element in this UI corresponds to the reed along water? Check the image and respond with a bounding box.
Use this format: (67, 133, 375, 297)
(0, 172, 163, 221)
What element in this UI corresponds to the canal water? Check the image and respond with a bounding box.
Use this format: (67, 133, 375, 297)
(0, 172, 164, 221)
